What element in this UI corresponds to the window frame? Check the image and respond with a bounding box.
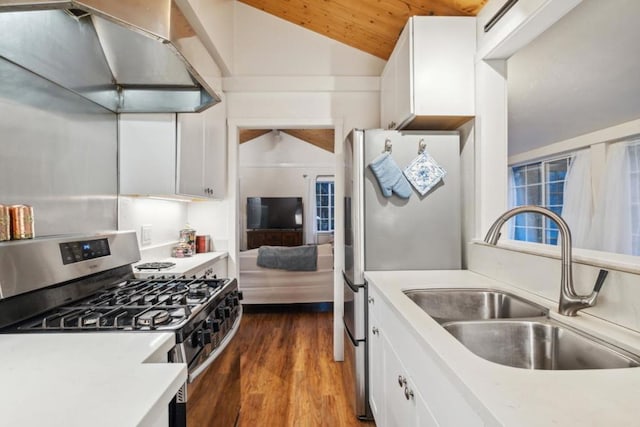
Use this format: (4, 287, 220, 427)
(510, 154, 572, 245)
(315, 176, 335, 234)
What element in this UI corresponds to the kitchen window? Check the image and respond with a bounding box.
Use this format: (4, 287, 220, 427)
(315, 178, 335, 233)
(511, 156, 572, 244)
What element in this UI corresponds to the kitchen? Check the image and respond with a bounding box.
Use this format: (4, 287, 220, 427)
(1, 0, 640, 426)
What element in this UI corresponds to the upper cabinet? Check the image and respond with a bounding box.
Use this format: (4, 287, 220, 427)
(380, 17, 476, 131)
(119, 108, 227, 200)
(177, 105, 227, 199)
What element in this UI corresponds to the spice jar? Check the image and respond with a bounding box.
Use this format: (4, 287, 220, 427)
(10, 204, 34, 240)
(0, 204, 10, 241)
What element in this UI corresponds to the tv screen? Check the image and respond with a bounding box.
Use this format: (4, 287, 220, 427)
(247, 197, 303, 230)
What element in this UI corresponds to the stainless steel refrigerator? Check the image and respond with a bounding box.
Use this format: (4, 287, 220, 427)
(342, 129, 461, 420)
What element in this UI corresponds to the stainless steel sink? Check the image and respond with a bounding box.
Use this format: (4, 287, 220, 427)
(443, 320, 640, 370)
(403, 288, 548, 323)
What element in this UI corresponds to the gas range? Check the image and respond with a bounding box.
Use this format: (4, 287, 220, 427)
(14, 276, 236, 335)
(0, 231, 242, 427)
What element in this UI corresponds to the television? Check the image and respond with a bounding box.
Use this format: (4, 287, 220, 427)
(247, 197, 303, 230)
(247, 197, 302, 230)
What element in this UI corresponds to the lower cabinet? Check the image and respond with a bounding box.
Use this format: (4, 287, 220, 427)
(384, 338, 437, 427)
(368, 284, 483, 427)
(369, 289, 437, 427)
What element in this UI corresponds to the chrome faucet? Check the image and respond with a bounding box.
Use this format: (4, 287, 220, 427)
(483, 205, 606, 316)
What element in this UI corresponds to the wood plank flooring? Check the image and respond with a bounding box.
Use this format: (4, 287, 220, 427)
(236, 310, 376, 427)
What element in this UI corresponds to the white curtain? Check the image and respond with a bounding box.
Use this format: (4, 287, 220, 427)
(561, 149, 593, 249)
(304, 175, 317, 244)
(588, 141, 633, 254)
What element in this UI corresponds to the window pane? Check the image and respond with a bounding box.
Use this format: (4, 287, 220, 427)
(513, 166, 526, 186)
(315, 179, 335, 232)
(526, 184, 542, 205)
(526, 164, 541, 184)
(510, 156, 571, 245)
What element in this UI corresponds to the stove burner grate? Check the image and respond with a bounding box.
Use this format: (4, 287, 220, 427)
(135, 262, 176, 270)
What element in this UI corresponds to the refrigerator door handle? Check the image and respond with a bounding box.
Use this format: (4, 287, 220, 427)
(344, 319, 363, 346)
(343, 271, 366, 292)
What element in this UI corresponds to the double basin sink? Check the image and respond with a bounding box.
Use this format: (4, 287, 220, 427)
(403, 289, 640, 370)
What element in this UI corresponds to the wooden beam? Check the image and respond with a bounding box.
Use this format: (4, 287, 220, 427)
(282, 129, 335, 153)
(239, 129, 272, 144)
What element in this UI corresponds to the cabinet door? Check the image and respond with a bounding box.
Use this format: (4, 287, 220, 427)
(383, 334, 415, 427)
(393, 21, 413, 129)
(203, 104, 227, 198)
(368, 309, 385, 425)
(119, 114, 176, 196)
(177, 113, 206, 197)
(380, 58, 395, 130)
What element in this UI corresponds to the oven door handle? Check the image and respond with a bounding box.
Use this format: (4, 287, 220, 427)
(188, 307, 243, 383)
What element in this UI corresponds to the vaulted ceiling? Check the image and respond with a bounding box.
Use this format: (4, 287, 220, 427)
(237, 0, 487, 59)
(240, 129, 336, 152)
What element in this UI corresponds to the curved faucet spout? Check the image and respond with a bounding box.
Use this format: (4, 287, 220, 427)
(483, 205, 601, 316)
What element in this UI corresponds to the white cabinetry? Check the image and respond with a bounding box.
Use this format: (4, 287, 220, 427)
(119, 114, 177, 196)
(177, 105, 227, 199)
(119, 109, 226, 199)
(368, 283, 483, 427)
(380, 16, 476, 131)
(367, 289, 384, 422)
(369, 286, 436, 427)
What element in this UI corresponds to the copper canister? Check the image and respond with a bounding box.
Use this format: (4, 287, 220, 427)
(0, 204, 10, 241)
(10, 204, 34, 240)
(196, 235, 207, 253)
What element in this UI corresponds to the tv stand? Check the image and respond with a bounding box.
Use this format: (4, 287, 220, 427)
(247, 229, 303, 250)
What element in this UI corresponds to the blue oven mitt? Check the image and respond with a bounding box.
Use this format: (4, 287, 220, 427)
(369, 152, 412, 199)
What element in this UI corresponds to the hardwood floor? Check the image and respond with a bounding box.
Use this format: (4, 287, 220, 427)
(237, 310, 376, 427)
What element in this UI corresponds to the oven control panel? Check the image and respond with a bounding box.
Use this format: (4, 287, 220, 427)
(60, 238, 111, 265)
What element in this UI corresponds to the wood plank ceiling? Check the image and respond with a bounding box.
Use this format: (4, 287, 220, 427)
(237, 0, 487, 59)
(240, 129, 335, 153)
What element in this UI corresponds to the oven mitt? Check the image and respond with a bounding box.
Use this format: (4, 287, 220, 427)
(369, 152, 412, 199)
(403, 150, 447, 196)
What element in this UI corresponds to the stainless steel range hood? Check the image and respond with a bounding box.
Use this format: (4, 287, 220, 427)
(0, 0, 220, 112)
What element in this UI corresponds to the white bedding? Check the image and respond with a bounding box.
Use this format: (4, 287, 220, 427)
(239, 243, 334, 304)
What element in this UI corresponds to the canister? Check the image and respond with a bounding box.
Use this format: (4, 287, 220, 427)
(0, 204, 10, 241)
(196, 235, 207, 253)
(179, 228, 196, 253)
(10, 204, 34, 240)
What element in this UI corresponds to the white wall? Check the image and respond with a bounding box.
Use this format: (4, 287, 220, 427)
(232, 2, 384, 77)
(239, 132, 335, 249)
(118, 197, 189, 258)
(176, 0, 235, 75)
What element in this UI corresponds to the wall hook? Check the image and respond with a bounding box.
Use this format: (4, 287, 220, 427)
(418, 139, 426, 154)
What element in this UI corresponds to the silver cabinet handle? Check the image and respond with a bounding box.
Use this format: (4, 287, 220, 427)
(368, 296, 375, 304)
(397, 375, 406, 387)
(372, 326, 379, 335)
(404, 386, 414, 401)
(388, 121, 396, 129)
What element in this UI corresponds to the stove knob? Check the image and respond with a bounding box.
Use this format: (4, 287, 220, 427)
(215, 307, 225, 319)
(223, 307, 231, 318)
(208, 318, 221, 333)
(192, 329, 211, 347)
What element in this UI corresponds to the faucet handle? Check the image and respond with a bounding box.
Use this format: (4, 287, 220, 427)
(593, 269, 609, 293)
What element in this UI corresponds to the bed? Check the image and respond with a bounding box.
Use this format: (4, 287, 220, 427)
(239, 243, 334, 304)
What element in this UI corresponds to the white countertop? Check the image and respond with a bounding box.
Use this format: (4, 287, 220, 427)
(365, 270, 640, 426)
(133, 251, 228, 278)
(0, 332, 186, 427)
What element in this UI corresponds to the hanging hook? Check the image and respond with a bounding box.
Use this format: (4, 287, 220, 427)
(418, 138, 426, 154)
(384, 139, 392, 153)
